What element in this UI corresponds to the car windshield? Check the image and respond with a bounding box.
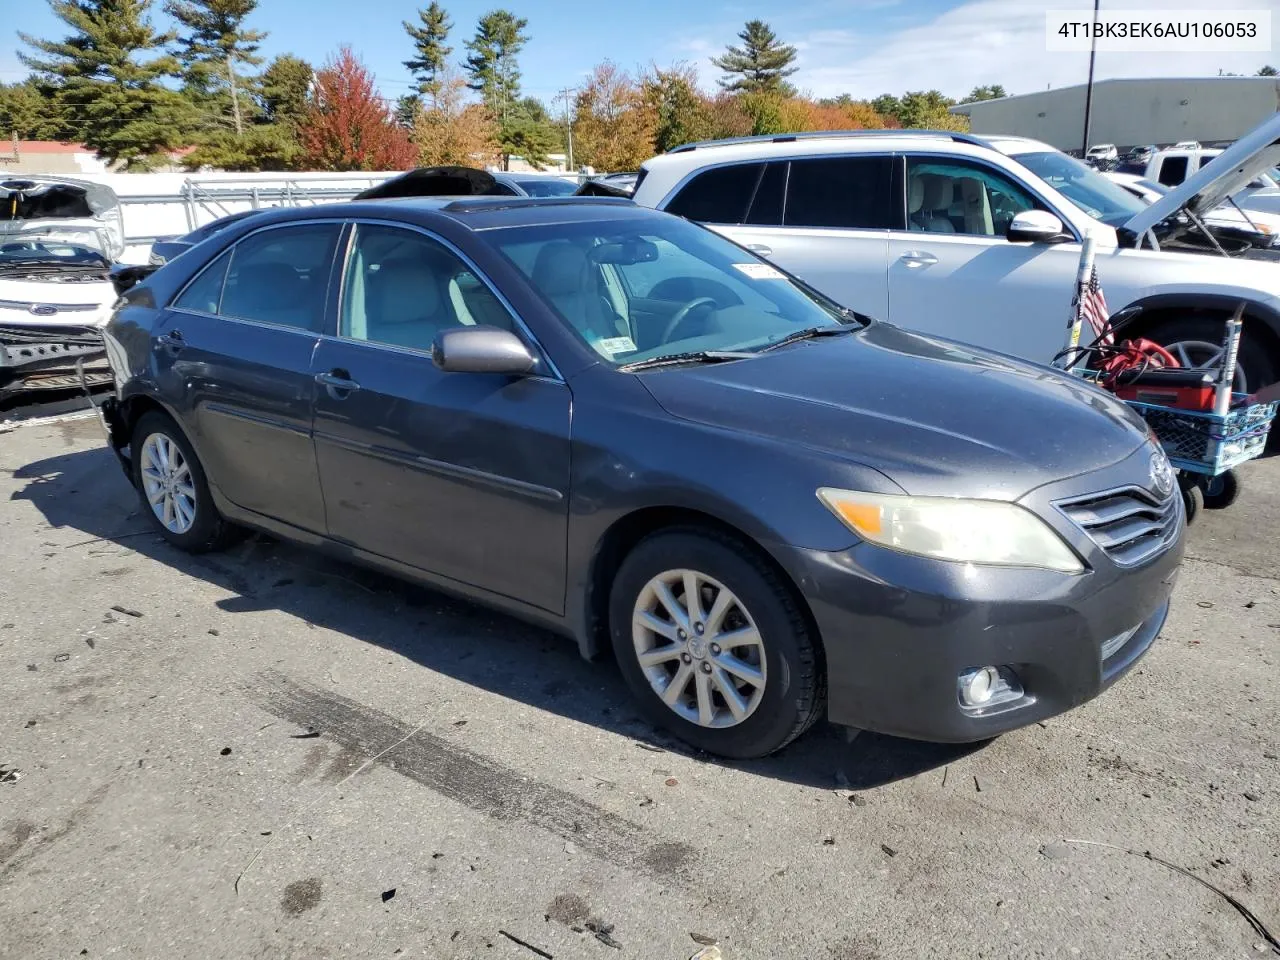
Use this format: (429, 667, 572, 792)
(513, 178, 580, 197)
(487, 216, 850, 366)
(0, 237, 110, 269)
(1014, 150, 1147, 228)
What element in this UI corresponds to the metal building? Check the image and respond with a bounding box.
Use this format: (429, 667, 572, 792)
(950, 77, 1280, 153)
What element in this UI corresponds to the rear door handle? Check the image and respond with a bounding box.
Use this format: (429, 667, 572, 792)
(315, 369, 360, 397)
(157, 329, 184, 354)
(745, 243, 773, 256)
(898, 250, 938, 267)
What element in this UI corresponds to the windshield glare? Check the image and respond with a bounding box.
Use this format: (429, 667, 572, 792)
(0, 236, 110, 267)
(488, 217, 847, 365)
(513, 178, 580, 197)
(1014, 150, 1146, 228)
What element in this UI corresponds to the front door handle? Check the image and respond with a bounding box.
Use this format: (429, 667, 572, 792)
(745, 243, 773, 257)
(898, 250, 938, 267)
(315, 369, 360, 397)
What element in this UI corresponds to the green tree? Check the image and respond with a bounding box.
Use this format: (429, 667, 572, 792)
(1258, 65, 1278, 76)
(961, 84, 1006, 103)
(403, 1, 452, 102)
(19, 0, 192, 170)
(180, 123, 301, 170)
(871, 93, 901, 122)
(165, 0, 265, 136)
(896, 89, 960, 128)
(0, 80, 66, 140)
(395, 93, 421, 128)
(643, 64, 713, 152)
(463, 9, 528, 123)
(500, 106, 559, 168)
(259, 54, 312, 126)
(710, 20, 798, 95)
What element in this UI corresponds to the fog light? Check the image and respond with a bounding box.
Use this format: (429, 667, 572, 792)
(958, 666, 1000, 706)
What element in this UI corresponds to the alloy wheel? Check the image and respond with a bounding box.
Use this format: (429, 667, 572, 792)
(631, 568, 767, 728)
(1164, 339, 1248, 393)
(139, 432, 198, 535)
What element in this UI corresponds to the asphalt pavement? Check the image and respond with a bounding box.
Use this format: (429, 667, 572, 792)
(0, 413, 1277, 960)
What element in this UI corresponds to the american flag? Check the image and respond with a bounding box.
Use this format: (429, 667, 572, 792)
(1075, 263, 1113, 346)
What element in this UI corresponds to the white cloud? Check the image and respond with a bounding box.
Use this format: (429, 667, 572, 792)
(721, 0, 1280, 99)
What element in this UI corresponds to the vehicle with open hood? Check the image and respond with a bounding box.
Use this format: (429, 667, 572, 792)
(630, 113, 1280, 398)
(0, 176, 122, 396)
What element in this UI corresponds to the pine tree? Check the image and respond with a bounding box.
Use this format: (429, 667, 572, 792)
(403, 2, 452, 103)
(260, 54, 313, 126)
(0, 80, 67, 140)
(165, 0, 265, 136)
(710, 20, 798, 96)
(18, 0, 192, 169)
(463, 10, 527, 123)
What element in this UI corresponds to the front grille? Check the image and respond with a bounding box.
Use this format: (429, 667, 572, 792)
(1056, 486, 1180, 567)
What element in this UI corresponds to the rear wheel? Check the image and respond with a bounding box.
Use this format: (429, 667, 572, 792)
(609, 529, 823, 759)
(131, 411, 236, 552)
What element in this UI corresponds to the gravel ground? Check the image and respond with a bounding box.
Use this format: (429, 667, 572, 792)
(1, 413, 1277, 960)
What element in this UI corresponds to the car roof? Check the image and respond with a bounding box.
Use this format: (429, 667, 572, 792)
(232, 195, 653, 233)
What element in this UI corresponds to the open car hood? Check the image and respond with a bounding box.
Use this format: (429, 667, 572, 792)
(353, 166, 500, 200)
(1122, 112, 1280, 239)
(0, 176, 125, 261)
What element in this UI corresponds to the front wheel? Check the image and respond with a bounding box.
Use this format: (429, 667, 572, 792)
(131, 410, 237, 552)
(609, 529, 823, 759)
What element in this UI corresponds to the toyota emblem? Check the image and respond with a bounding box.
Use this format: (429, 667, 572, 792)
(1149, 448, 1175, 499)
(28, 303, 58, 317)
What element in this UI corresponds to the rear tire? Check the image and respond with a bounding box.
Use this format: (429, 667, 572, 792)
(131, 410, 236, 553)
(609, 528, 823, 759)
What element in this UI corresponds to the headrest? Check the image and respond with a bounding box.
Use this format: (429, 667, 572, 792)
(369, 258, 441, 323)
(531, 241, 590, 296)
(921, 175, 953, 210)
(908, 177, 924, 214)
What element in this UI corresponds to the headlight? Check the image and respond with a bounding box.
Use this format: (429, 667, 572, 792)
(816, 488, 1084, 574)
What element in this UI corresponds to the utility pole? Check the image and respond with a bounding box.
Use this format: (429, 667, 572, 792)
(1080, 0, 1100, 157)
(555, 86, 575, 172)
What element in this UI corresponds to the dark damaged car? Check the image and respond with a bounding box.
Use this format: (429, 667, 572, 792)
(96, 198, 1184, 759)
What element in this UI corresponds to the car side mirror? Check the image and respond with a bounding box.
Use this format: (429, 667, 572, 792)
(432, 325, 537, 375)
(109, 263, 159, 297)
(1007, 210, 1068, 244)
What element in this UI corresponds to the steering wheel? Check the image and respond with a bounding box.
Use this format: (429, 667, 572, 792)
(661, 297, 718, 345)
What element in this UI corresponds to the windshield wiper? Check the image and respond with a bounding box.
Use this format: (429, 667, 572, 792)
(618, 350, 756, 372)
(756, 323, 858, 353)
(0, 257, 108, 271)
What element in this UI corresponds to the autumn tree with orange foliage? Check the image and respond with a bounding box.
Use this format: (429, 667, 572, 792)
(299, 47, 415, 171)
(572, 62, 656, 171)
(413, 67, 500, 168)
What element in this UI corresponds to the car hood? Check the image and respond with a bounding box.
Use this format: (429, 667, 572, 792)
(638, 323, 1150, 500)
(1123, 112, 1280, 238)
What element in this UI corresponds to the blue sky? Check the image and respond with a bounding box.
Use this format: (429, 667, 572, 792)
(6, 0, 1277, 106)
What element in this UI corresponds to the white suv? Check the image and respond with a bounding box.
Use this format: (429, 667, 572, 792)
(630, 118, 1280, 392)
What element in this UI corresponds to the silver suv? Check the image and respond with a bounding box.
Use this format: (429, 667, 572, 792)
(631, 123, 1280, 393)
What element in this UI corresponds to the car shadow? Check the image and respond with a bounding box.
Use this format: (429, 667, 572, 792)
(11, 442, 987, 791)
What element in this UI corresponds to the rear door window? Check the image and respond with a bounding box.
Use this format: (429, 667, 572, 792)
(219, 223, 343, 331)
(783, 156, 895, 229)
(665, 163, 763, 224)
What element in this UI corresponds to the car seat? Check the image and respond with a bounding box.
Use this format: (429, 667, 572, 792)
(365, 257, 455, 350)
(222, 261, 313, 329)
(956, 177, 993, 235)
(908, 176, 957, 233)
(530, 241, 619, 339)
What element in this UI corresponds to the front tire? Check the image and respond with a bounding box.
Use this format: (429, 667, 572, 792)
(609, 529, 823, 759)
(131, 410, 235, 553)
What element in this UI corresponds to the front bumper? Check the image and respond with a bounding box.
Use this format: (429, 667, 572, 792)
(0, 323, 109, 397)
(771, 448, 1186, 742)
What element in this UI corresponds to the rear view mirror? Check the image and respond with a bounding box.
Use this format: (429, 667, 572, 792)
(1007, 210, 1067, 244)
(432, 325, 536, 375)
(589, 239, 659, 265)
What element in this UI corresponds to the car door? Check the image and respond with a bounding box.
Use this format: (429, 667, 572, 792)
(159, 220, 343, 533)
(886, 155, 1085, 364)
(664, 157, 894, 318)
(310, 221, 572, 614)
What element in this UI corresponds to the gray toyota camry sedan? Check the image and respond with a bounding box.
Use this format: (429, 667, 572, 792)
(98, 197, 1184, 759)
